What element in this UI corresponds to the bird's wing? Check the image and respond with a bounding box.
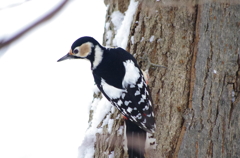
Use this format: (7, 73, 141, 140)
(97, 73, 155, 133)
(110, 74, 155, 133)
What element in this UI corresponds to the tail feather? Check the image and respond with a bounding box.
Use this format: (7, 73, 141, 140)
(125, 119, 146, 158)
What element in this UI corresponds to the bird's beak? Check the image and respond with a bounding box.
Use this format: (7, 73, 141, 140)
(57, 53, 73, 62)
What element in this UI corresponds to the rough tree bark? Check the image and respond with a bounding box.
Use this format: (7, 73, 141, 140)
(90, 0, 240, 158)
(178, 3, 240, 158)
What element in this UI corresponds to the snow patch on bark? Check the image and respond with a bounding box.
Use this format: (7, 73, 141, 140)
(113, 0, 138, 49)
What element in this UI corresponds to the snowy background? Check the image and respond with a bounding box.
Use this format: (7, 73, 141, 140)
(0, 1, 106, 158)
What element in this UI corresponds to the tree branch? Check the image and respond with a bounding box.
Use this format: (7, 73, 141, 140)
(0, 0, 69, 52)
(0, 0, 32, 10)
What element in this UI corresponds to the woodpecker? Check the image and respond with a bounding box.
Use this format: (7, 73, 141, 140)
(58, 36, 156, 157)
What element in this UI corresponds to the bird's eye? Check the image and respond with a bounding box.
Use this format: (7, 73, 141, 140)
(73, 49, 79, 54)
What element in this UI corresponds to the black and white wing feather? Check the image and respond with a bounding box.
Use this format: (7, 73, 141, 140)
(112, 73, 155, 133)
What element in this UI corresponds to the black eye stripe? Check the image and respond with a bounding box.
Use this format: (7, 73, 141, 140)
(73, 49, 79, 54)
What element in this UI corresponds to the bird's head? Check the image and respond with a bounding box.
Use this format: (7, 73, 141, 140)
(57, 36, 102, 63)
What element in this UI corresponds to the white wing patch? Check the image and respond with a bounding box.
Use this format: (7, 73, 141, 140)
(121, 93, 126, 99)
(134, 90, 140, 96)
(141, 94, 146, 100)
(124, 100, 131, 106)
(122, 60, 140, 88)
(138, 98, 144, 104)
(127, 107, 133, 113)
(137, 79, 143, 88)
(117, 100, 123, 106)
(101, 78, 126, 99)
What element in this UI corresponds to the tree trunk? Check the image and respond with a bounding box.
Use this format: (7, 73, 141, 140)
(89, 0, 240, 158)
(178, 3, 240, 158)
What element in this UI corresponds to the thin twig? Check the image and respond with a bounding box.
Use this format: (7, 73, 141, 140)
(0, 0, 69, 51)
(140, 53, 167, 70)
(0, 0, 32, 10)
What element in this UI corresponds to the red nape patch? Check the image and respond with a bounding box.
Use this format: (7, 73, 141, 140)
(122, 115, 128, 120)
(142, 113, 147, 116)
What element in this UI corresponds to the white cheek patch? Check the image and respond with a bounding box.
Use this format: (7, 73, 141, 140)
(101, 78, 126, 99)
(122, 60, 140, 88)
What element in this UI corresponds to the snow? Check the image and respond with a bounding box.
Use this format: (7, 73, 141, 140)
(149, 35, 155, 42)
(105, 22, 110, 30)
(109, 151, 114, 158)
(111, 105, 115, 113)
(131, 35, 135, 44)
(105, 22, 112, 46)
(111, 11, 124, 31)
(232, 91, 235, 102)
(78, 132, 96, 158)
(92, 85, 100, 94)
(106, 30, 113, 45)
(107, 119, 114, 133)
(106, 10, 124, 47)
(113, 0, 139, 48)
(78, 97, 112, 158)
(117, 125, 124, 136)
(103, 114, 111, 127)
(92, 98, 113, 129)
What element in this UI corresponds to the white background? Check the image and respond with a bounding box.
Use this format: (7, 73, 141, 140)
(0, 0, 106, 158)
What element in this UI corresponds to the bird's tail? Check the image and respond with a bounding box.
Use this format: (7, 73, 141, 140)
(125, 118, 146, 158)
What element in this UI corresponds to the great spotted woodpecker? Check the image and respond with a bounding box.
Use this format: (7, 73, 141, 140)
(58, 36, 156, 157)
